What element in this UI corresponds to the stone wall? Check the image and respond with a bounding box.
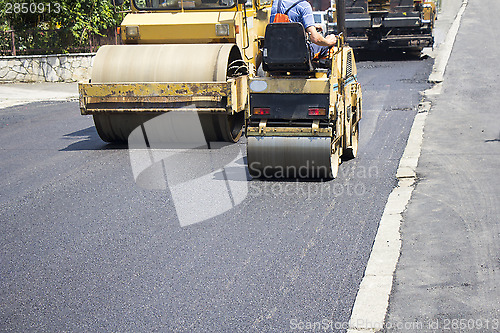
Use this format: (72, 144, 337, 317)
(0, 53, 95, 83)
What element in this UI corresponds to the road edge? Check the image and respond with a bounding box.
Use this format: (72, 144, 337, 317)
(347, 1, 469, 331)
(428, 0, 469, 83)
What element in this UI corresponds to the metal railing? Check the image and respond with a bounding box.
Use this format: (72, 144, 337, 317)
(0, 27, 122, 56)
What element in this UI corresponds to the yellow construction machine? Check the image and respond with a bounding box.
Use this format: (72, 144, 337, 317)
(342, 0, 437, 50)
(246, 22, 362, 179)
(79, 0, 362, 179)
(79, 0, 272, 143)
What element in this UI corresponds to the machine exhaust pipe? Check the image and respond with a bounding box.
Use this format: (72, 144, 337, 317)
(335, 0, 346, 37)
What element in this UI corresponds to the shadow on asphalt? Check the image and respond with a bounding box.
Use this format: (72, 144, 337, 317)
(60, 126, 127, 151)
(354, 49, 428, 62)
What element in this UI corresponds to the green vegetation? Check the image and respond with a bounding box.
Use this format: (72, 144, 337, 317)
(0, 0, 130, 54)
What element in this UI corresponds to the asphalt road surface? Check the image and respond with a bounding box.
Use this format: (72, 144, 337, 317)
(0, 53, 433, 332)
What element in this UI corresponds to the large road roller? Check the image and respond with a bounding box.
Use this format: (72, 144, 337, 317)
(79, 0, 272, 143)
(246, 23, 362, 179)
(341, 0, 436, 51)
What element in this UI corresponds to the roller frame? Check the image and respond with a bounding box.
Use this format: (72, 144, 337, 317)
(79, 76, 248, 115)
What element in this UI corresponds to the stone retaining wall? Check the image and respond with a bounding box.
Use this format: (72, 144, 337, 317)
(0, 53, 95, 83)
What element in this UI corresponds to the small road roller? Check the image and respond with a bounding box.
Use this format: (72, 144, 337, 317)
(246, 22, 362, 179)
(79, 0, 273, 143)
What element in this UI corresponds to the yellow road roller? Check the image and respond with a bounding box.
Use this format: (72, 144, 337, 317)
(79, 0, 272, 143)
(341, 0, 436, 51)
(246, 22, 362, 179)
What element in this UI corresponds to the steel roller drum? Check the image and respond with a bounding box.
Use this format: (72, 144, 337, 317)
(90, 44, 245, 143)
(247, 136, 338, 179)
(91, 44, 236, 83)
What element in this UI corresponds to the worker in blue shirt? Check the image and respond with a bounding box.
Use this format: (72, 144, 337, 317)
(270, 0, 337, 60)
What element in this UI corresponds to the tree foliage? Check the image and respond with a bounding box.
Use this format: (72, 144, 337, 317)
(0, 0, 129, 52)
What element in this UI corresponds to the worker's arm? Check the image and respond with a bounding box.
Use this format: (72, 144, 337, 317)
(306, 26, 337, 47)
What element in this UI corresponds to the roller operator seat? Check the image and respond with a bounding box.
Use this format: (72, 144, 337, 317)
(262, 23, 314, 74)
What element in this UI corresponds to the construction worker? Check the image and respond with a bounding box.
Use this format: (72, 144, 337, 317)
(270, 0, 337, 60)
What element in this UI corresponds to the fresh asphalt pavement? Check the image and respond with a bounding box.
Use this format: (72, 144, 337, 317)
(385, 0, 500, 332)
(0, 58, 431, 333)
(0, 58, 432, 331)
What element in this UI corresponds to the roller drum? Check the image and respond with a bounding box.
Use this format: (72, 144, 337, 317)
(91, 44, 246, 143)
(247, 136, 339, 179)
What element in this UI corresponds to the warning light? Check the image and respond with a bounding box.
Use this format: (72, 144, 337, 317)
(308, 108, 326, 116)
(253, 108, 270, 115)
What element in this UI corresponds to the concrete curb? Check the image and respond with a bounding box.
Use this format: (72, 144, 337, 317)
(347, 1, 468, 331)
(428, 0, 469, 83)
(346, 100, 431, 333)
(396, 102, 431, 179)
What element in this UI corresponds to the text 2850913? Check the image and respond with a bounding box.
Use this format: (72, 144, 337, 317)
(5, 2, 61, 14)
